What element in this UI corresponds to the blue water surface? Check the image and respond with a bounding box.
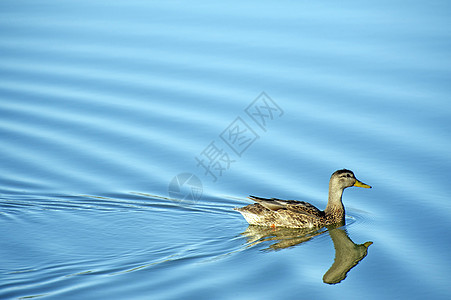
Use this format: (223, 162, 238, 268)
(1, 1, 451, 299)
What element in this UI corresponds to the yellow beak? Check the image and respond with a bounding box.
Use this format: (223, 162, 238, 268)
(354, 179, 372, 188)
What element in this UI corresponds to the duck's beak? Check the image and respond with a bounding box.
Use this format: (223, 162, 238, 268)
(354, 179, 372, 188)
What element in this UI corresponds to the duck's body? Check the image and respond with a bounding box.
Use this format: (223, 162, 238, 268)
(235, 169, 371, 228)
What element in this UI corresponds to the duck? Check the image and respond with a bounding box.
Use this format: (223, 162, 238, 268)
(234, 169, 371, 228)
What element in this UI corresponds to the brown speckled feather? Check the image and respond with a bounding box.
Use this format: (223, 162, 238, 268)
(234, 196, 327, 228)
(248, 195, 323, 217)
(286, 202, 324, 218)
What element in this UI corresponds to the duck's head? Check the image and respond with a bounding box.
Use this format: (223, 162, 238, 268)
(330, 169, 372, 190)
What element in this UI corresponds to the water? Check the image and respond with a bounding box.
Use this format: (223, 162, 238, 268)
(1, 1, 451, 299)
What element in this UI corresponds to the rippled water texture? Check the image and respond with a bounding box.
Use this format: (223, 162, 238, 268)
(1, 1, 451, 299)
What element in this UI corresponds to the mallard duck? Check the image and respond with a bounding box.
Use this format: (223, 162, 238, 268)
(235, 169, 371, 228)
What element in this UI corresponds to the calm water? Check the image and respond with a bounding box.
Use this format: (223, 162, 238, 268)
(1, 1, 451, 299)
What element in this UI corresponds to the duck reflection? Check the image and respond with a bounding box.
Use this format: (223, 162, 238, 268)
(239, 224, 372, 284)
(323, 226, 372, 284)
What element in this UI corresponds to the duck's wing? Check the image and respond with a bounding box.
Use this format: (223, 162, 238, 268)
(248, 195, 292, 210)
(286, 202, 324, 218)
(248, 195, 324, 217)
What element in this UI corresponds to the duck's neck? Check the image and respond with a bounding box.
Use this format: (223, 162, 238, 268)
(325, 183, 345, 223)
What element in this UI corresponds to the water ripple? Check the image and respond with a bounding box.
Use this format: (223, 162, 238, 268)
(1, 1, 451, 299)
